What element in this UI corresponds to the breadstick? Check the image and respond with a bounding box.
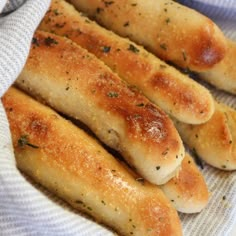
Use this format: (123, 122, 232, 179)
(39, 0, 215, 124)
(16, 31, 185, 185)
(2, 87, 182, 236)
(68, 0, 227, 72)
(199, 40, 236, 94)
(174, 102, 236, 170)
(161, 154, 209, 213)
(4, 87, 208, 216)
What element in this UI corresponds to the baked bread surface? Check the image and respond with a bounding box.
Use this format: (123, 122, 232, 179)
(161, 154, 209, 213)
(68, 0, 227, 72)
(16, 30, 185, 185)
(39, 0, 215, 124)
(2, 87, 182, 236)
(174, 102, 236, 170)
(200, 40, 236, 94)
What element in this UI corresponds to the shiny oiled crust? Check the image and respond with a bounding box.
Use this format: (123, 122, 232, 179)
(2, 87, 182, 236)
(39, 0, 215, 124)
(16, 31, 185, 185)
(174, 102, 236, 170)
(199, 40, 236, 94)
(68, 0, 227, 72)
(161, 154, 209, 213)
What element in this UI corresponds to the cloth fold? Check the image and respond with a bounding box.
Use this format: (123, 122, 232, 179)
(0, 1, 235, 235)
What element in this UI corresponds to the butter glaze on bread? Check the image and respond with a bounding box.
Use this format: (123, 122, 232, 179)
(16, 31, 185, 185)
(3, 88, 207, 218)
(2, 87, 182, 236)
(68, 0, 227, 72)
(39, 0, 215, 124)
(161, 154, 209, 213)
(199, 40, 236, 94)
(174, 102, 236, 170)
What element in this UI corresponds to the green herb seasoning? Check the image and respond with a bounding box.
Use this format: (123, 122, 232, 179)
(18, 135, 39, 149)
(123, 21, 130, 27)
(133, 114, 141, 119)
(182, 51, 187, 61)
(128, 44, 139, 54)
(162, 148, 169, 156)
(53, 9, 59, 16)
(136, 103, 144, 107)
(32, 37, 39, 46)
(156, 166, 161, 170)
(165, 18, 170, 24)
(160, 64, 167, 69)
(103, 1, 114, 7)
(107, 91, 119, 98)
(55, 22, 66, 28)
(160, 43, 167, 50)
(75, 200, 84, 204)
(44, 37, 58, 46)
(102, 46, 111, 53)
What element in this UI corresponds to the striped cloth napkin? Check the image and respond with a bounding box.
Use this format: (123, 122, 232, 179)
(0, 0, 235, 235)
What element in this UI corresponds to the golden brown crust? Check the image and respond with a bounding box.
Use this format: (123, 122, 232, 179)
(200, 40, 236, 94)
(161, 154, 209, 213)
(2, 87, 182, 236)
(68, 0, 227, 71)
(39, 0, 215, 124)
(16, 30, 185, 185)
(174, 102, 236, 170)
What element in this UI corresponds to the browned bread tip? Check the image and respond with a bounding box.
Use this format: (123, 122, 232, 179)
(174, 102, 236, 170)
(199, 40, 236, 94)
(161, 154, 209, 213)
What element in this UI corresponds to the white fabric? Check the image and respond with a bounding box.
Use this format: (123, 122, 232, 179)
(0, 0, 235, 235)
